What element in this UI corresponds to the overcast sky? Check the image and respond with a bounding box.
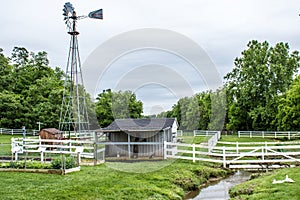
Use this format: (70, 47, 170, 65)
(1, 0, 300, 115)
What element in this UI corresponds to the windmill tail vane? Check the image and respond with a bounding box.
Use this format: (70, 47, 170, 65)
(63, 2, 103, 21)
(88, 9, 103, 19)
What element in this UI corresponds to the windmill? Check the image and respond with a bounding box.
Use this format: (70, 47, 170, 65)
(59, 2, 103, 136)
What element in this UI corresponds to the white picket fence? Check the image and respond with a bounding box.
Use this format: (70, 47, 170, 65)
(164, 141, 300, 169)
(238, 131, 300, 139)
(11, 137, 105, 164)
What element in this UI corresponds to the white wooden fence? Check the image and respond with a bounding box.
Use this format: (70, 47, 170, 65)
(11, 137, 105, 164)
(193, 130, 219, 137)
(238, 131, 300, 139)
(164, 141, 300, 169)
(0, 127, 96, 138)
(0, 128, 38, 135)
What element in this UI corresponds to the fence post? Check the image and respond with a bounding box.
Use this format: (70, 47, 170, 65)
(11, 138, 15, 161)
(262, 131, 264, 138)
(223, 146, 226, 168)
(265, 142, 267, 150)
(39, 136, 41, 147)
(41, 151, 44, 162)
(262, 146, 264, 161)
(275, 131, 277, 138)
(193, 130, 196, 137)
(236, 142, 239, 154)
(250, 131, 252, 138)
(94, 132, 98, 165)
(288, 132, 291, 140)
(238, 131, 240, 138)
(77, 152, 81, 165)
(192, 144, 195, 163)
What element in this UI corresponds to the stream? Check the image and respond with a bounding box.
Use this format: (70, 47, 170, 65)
(186, 171, 251, 200)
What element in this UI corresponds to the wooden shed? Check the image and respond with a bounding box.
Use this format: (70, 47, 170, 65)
(103, 118, 178, 159)
(38, 128, 63, 140)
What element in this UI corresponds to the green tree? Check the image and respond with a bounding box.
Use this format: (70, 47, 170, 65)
(196, 92, 211, 130)
(224, 40, 299, 131)
(0, 48, 13, 91)
(0, 47, 67, 129)
(208, 88, 226, 130)
(95, 89, 143, 127)
(275, 75, 300, 130)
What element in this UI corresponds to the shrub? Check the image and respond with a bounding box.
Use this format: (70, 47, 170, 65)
(9, 161, 25, 169)
(4, 161, 51, 169)
(51, 156, 78, 169)
(26, 161, 51, 169)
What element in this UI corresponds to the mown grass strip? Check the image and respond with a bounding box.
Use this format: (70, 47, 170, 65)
(0, 159, 230, 199)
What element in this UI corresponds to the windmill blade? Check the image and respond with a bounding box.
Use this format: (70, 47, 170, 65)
(63, 2, 74, 16)
(88, 9, 103, 19)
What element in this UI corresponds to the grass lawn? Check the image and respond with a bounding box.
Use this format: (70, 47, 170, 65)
(0, 135, 14, 156)
(178, 136, 209, 144)
(219, 135, 277, 143)
(0, 159, 230, 199)
(230, 166, 300, 200)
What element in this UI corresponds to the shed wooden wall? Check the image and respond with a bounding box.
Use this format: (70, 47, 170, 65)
(105, 131, 166, 157)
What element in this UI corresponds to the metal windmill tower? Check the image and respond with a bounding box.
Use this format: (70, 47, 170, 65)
(59, 2, 103, 135)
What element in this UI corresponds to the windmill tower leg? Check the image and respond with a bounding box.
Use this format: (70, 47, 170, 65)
(59, 7, 90, 137)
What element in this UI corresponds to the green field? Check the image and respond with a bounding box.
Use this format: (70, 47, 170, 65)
(0, 159, 229, 199)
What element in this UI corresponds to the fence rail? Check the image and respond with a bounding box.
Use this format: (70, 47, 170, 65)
(193, 130, 220, 137)
(11, 137, 105, 164)
(238, 131, 300, 139)
(164, 141, 300, 168)
(0, 128, 38, 135)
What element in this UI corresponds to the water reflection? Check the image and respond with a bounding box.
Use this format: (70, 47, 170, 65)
(191, 171, 251, 200)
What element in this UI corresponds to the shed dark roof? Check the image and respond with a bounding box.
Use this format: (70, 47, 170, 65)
(103, 118, 176, 132)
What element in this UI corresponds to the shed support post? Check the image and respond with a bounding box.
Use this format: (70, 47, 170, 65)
(164, 141, 167, 159)
(128, 133, 131, 159)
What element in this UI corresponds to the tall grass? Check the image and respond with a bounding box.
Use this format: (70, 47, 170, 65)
(230, 167, 300, 199)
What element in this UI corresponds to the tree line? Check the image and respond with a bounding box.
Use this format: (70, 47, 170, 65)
(1, 40, 299, 131)
(0, 47, 143, 130)
(158, 40, 300, 131)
